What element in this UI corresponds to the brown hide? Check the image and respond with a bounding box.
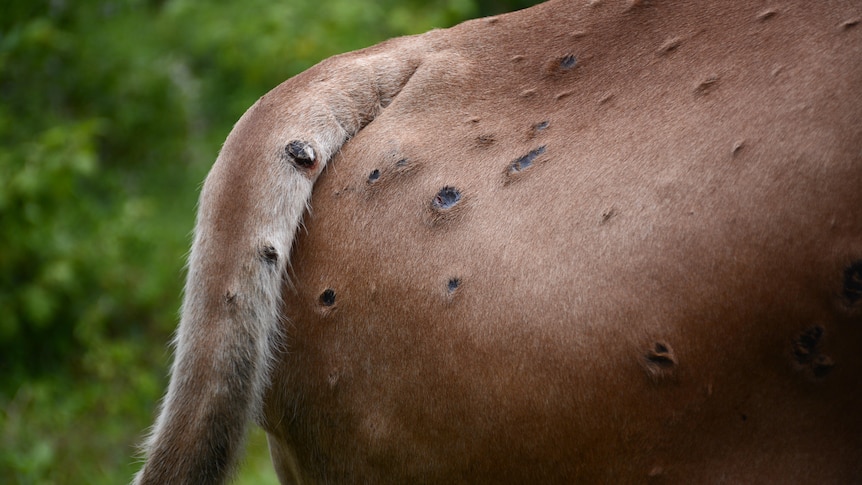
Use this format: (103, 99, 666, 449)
(259, 0, 862, 483)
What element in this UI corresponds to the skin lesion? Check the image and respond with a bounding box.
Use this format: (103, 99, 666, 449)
(642, 341, 677, 382)
(284, 140, 317, 170)
(843, 261, 862, 304)
(319, 288, 337, 307)
(791, 325, 835, 379)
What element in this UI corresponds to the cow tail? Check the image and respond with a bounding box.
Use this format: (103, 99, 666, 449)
(134, 38, 427, 484)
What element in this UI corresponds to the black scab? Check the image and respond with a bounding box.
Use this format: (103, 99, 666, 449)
(792, 325, 834, 378)
(642, 341, 677, 382)
(368, 169, 381, 183)
(811, 355, 835, 378)
(259, 245, 278, 264)
(433, 186, 462, 210)
(843, 261, 862, 303)
(533, 121, 550, 131)
(793, 325, 823, 363)
(447, 278, 461, 293)
(285, 140, 315, 168)
(396, 158, 408, 167)
(560, 54, 577, 70)
(646, 342, 676, 368)
(508, 145, 546, 174)
(319, 288, 336, 307)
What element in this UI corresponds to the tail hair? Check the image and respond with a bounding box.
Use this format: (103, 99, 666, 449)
(134, 36, 428, 484)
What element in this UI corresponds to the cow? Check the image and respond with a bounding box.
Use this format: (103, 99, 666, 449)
(134, 0, 862, 483)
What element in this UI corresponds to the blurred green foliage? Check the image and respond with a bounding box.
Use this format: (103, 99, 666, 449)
(0, 0, 540, 483)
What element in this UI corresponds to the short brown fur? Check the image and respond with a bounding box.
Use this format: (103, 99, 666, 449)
(137, 1, 862, 483)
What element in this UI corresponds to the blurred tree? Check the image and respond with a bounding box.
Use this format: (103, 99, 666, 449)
(1, 0, 179, 374)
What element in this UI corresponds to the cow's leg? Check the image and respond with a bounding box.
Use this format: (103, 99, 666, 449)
(133, 35, 434, 484)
